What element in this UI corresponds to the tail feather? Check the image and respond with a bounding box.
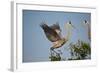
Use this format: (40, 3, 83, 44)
(40, 22, 48, 29)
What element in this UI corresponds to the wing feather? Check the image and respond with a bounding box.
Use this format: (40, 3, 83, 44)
(50, 22, 61, 32)
(40, 23, 61, 42)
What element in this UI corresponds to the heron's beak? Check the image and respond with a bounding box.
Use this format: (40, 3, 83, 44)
(70, 23, 75, 29)
(70, 23, 78, 31)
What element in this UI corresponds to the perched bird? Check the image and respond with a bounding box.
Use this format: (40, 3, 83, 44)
(83, 20, 91, 40)
(40, 21, 73, 51)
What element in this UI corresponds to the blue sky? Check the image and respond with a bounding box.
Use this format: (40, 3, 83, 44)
(23, 10, 91, 62)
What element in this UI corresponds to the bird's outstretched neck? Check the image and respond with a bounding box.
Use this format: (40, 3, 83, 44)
(64, 22, 72, 42)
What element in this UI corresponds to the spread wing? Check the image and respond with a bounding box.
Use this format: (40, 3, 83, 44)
(40, 23, 61, 42)
(50, 22, 61, 32)
(50, 22, 62, 37)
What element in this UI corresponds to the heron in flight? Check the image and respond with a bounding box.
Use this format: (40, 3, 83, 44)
(40, 21, 74, 53)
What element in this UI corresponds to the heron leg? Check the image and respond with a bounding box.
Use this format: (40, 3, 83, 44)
(50, 47, 59, 55)
(50, 47, 61, 61)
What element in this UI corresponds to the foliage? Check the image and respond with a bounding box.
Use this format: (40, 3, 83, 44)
(68, 40, 91, 60)
(49, 50, 62, 61)
(49, 54, 61, 61)
(49, 40, 91, 61)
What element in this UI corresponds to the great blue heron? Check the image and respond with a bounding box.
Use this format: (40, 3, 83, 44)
(40, 21, 74, 53)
